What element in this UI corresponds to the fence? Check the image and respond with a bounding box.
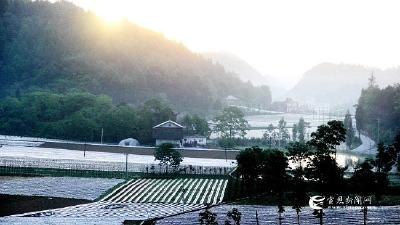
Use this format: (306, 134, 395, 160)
(0, 157, 234, 177)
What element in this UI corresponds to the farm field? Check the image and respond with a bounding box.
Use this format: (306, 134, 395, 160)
(0, 176, 123, 200)
(0, 145, 236, 167)
(101, 178, 228, 205)
(4, 202, 205, 223)
(158, 204, 400, 225)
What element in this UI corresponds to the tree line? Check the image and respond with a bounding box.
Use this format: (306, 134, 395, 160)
(355, 76, 400, 144)
(0, 91, 186, 144)
(234, 120, 400, 225)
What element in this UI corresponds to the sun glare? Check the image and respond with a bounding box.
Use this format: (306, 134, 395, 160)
(92, 2, 124, 23)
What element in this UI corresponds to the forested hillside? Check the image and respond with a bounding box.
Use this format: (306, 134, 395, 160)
(355, 82, 400, 144)
(0, 0, 271, 114)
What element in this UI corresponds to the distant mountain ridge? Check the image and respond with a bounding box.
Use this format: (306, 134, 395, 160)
(288, 63, 400, 105)
(202, 52, 287, 100)
(202, 52, 270, 86)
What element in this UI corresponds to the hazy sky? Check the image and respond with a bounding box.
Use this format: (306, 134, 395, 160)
(69, 0, 400, 88)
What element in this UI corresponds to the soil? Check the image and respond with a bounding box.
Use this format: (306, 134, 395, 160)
(0, 194, 91, 217)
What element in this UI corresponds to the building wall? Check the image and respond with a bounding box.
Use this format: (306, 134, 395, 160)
(155, 139, 182, 147)
(183, 137, 207, 146)
(152, 128, 183, 140)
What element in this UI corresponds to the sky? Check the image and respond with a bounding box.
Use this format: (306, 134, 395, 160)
(68, 0, 400, 88)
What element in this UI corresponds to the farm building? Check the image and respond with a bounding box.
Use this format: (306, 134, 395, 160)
(152, 120, 184, 147)
(182, 135, 207, 147)
(225, 95, 240, 106)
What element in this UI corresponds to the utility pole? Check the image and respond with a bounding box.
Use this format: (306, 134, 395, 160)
(377, 118, 380, 144)
(125, 153, 128, 178)
(256, 210, 260, 225)
(84, 141, 86, 157)
(100, 128, 104, 144)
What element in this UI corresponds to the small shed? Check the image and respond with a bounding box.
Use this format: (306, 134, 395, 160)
(152, 120, 184, 147)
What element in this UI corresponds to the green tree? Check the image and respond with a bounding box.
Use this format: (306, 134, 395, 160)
(355, 83, 400, 144)
(214, 106, 249, 147)
(350, 160, 386, 225)
(199, 206, 219, 225)
(138, 99, 176, 144)
(224, 208, 241, 225)
(278, 117, 290, 147)
(305, 120, 347, 224)
(180, 114, 211, 137)
(100, 104, 139, 143)
(393, 133, 400, 171)
(62, 111, 98, 141)
(374, 142, 395, 173)
(297, 118, 306, 143)
(343, 110, 355, 149)
(154, 143, 183, 170)
(263, 123, 275, 148)
(261, 149, 288, 224)
(306, 121, 346, 194)
(236, 147, 264, 189)
(292, 123, 298, 142)
(287, 142, 309, 167)
(290, 166, 307, 225)
(308, 120, 346, 157)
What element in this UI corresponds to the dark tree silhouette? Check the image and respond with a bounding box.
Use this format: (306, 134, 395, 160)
(306, 120, 346, 225)
(350, 159, 385, 225)
(236, 146, 264, 193)
(262, 150, 288, 225)
(290, 166, 307, 225)
(199, 206, 219, 225)
(224, 208, 241, 225)
(154, 143, 183, 170)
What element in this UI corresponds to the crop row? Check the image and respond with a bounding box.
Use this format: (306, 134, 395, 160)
(101, 178, 228, 205)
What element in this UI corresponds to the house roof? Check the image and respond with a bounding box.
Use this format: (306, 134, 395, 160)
(153, 120, 184, 129)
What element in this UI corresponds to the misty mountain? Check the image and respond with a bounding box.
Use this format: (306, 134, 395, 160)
(202, 52, 286, 100)
(202, 52, 270, 85)
(288, 63, 400, 106)
(0, 0, 271, 114)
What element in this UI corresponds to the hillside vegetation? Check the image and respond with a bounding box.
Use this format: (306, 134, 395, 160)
(356, 82, 400, 144)
(0, 0, 271, 114)
(0, 91, 175, 144)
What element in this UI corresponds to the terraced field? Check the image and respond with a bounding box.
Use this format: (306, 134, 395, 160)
(100, 178, 228, 205)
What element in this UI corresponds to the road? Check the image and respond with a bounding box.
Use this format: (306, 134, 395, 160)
(351, 133, 377, 156)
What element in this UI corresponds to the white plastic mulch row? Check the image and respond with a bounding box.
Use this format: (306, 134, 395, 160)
(10, 202, 204, 221)
(101, 178, 228, 204)
(0, 176, 124, 200)
(0, 146, 236, 175)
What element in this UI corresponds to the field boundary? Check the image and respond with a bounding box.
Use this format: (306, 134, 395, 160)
(0, 166, 231, 179)
(39, 142, 240, 160)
